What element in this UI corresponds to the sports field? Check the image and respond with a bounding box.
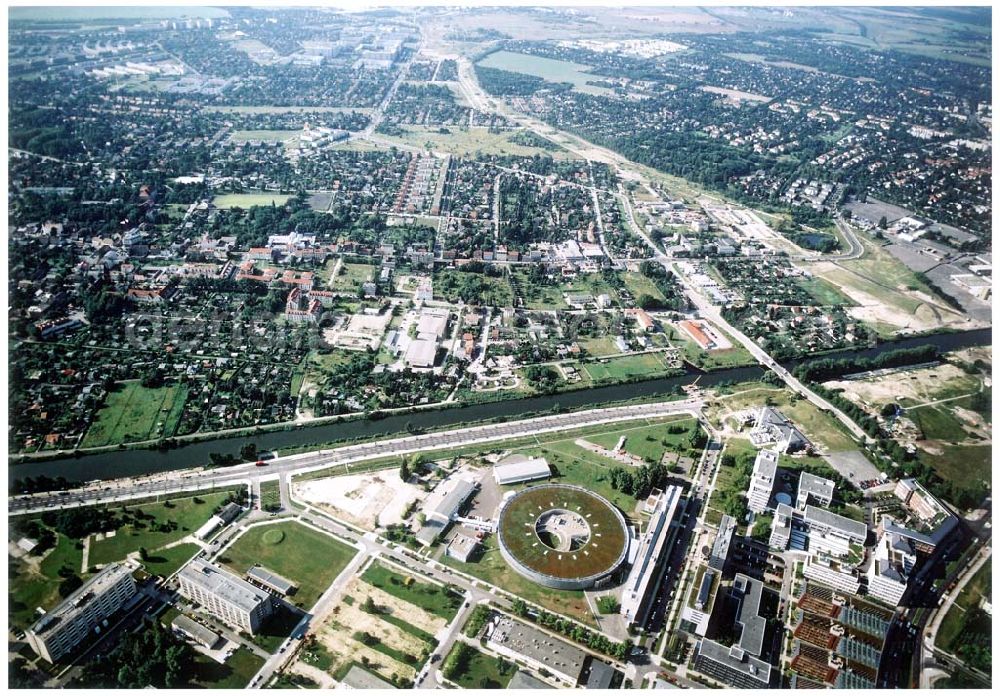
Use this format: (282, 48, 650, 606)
(220, 521, 358, 609)
(213, 193, 292, 209)
(81, 382, 187, 448)
(230, 129, 299, 143)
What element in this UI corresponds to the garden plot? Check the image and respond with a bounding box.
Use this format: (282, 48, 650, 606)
(294, 471, 424, 529)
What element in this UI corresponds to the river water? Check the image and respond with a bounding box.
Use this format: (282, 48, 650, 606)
(9, 327, 990, 484)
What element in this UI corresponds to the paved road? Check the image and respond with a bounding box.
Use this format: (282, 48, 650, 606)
(10, 399, 703, 515)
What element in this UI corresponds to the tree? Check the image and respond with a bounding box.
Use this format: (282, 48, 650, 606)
(399, 459, 410, 482)
(58, 574, 84, 598)
(82, 622, 192, 688)
(878, 215, 888, 229)
(139, 546, 149, 561)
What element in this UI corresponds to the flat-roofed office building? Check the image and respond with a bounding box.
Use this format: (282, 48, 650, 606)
(178, 560, 274, 634)
(27, 562, 137, 663)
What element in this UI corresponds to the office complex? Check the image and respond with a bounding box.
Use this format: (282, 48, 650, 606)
(178, 560, 274, 634)
(620, 485, 686, 626)
(26, 562, 137, 663)
(693, 574, 774, 688)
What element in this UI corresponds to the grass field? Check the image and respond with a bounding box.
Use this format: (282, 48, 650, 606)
(9, 533, 84, 631)
(583, 352, 678, 383)
(477, 50, 612, 96)
(918, 443, 991, 491)
(361, 562, 462, 621)
(328, 262, 375, 291)
(622, 272, 666, 303)
(220, 521, 358, 609)
(443, 643, 515, 688)
(213, 193, 292, 209)
(374, 125, 575, 159)
(906, 405, 967, 442)
(89, 491, 232, 567)
(937, 561, 991, 653)
(190, 647, 265, 689)
(259, 479, 282, 511)
(798, 275, 857, 307)
(81, 382, 187, 448)
(586, 417, 697, 462)
(438, 533, 594, 624)
(141, 542, 200, 578)
(230, 129, 299, 143)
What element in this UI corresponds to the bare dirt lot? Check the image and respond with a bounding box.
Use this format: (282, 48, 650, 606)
(299, 573, 445, 685)
(294, 471, 424, 530)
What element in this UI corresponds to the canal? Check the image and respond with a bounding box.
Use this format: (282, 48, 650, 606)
(9, 327, 990, 484)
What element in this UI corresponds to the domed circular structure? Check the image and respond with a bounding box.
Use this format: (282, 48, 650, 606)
(497, 484, 629, 590)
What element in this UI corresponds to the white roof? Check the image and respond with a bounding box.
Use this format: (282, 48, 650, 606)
(493, 457, 551, 484)
(405, 339, 437, 367)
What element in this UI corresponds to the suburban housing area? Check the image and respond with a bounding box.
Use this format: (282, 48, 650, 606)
(6, 4, 992, 692)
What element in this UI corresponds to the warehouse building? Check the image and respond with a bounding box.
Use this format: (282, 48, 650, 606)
(709, 514, 736, 573)
(485, 614, 586, 685)
(493, 455, 551, 485)
(416, 476, 477, 546)
(797, 472, 835, 509)
(171, 614, 220, 649)
(747, 449, 779, 514)
(246, 565, 298, 597)
(692, 573, 774, 688)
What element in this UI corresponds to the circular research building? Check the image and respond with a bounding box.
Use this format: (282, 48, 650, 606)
(497, 484, 630, 590)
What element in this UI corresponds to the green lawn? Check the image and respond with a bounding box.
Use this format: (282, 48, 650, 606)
(141, 542, 200, 578)
(372, 125, 574, 159)
(10, 533, 85, 631)
(361, 562, 462, 621)
(328, 262, 375, 291)
(906, 405, 967, 442)
(213, 193, 292, 209)
(918, 443, 992, 496)
(259, 480, 281, 512)
(220, 521, 358, 609)
(583, 352, 677, 383)
(586, 418, 697, 463)
(442, 643, 515, 688)
(798, 275, 856, 307)
(81, 382, 188, 447)
(937, 561, 992, 654)
(622, 272, 666, 302)
(89, 492, 231, 567)
(190, 647, 265, 689)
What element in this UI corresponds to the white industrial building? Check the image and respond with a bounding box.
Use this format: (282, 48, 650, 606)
(492, 455, 551, 485)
